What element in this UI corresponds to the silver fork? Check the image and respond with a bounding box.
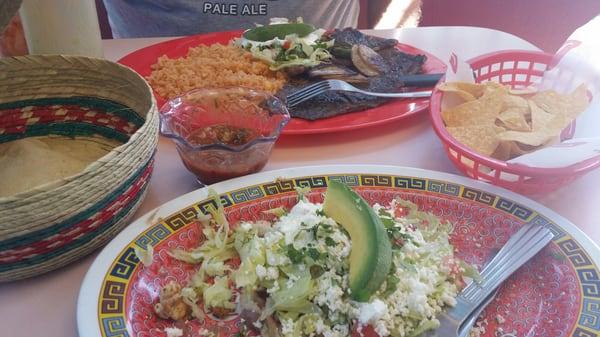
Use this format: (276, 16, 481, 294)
(457, 288, 499, 337)
(285, 79, 432, 107)
(419, 223, 554, 337)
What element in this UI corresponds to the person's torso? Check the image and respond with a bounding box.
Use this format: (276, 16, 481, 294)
(103, 0, 360, 38)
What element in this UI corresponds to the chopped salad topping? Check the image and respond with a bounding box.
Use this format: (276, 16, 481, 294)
(149, 189, 476, 337)
(234, 18, 334, 71)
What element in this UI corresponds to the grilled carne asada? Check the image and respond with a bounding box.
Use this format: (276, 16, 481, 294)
(278, 28, 427, 120)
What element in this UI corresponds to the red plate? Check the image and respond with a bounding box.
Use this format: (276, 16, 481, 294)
(79, 167, 600, 337)
(118, 31, 447, 135)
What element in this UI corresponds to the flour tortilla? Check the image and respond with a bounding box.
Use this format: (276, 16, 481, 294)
(0, 135, 122, 197)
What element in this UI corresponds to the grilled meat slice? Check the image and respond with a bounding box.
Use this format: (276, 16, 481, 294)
(327, 28, 398, 51)
(280, 29, 426, 121)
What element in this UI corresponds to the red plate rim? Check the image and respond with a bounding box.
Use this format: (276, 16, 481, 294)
(77, 166, 600, 337)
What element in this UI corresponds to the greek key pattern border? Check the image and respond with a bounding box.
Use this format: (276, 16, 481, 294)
(97, 174, 599, 337)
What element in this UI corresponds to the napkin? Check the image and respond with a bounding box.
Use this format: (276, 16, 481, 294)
(444, 15, 600, 171)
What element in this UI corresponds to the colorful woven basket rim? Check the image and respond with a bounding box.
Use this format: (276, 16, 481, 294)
(0, 55, 159, 282)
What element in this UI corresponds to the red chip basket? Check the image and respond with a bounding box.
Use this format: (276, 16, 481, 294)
(430, 50, 600, 195)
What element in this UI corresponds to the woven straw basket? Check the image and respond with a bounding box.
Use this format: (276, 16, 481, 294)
(0, 55, 158, 282)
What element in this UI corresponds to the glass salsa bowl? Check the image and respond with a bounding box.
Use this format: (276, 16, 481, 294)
(159, 87, 290, 184)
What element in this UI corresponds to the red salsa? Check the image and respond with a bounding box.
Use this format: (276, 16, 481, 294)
(186, 124, 259, 146)
(178, 124, 270, 184)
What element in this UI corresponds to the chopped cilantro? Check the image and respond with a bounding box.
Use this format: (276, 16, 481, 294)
(285, 245, 322, 264)
(325, 237, 336, 247)
(306, 247, 321, 260)
(378, 208, 396, 228)
(286, 244, 304, 264)
(380, 217, 396, 229)
(387, 227, 414, 249)
(314, 41, 330, 49)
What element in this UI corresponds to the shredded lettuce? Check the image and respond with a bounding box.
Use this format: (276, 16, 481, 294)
(203, 276, 235, 310)
(203, 259, 230, 277)
(460, 260, 482, 282)
(158, 188, 477, 337)
(295, 186, 311, 201)
(235, 28, 333, 71)
(292, 313, 321, 337)
(263, 206, 288, 218)
(168, 248, 203, 264)
(261, 269, 314, 319)
(207, 189, 230, 249)
(233, 231, 266, 288)
(409, 318, 440, 336)
(169, 190, 235, 265)
(181, 286, 205, 319)
(234, 260, 258, 288)
(133, 244, 153, 267)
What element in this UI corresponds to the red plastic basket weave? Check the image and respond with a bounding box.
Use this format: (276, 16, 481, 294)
(430, 50, 600, 195)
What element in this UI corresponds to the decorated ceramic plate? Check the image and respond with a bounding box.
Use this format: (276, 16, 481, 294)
(117, 31, 446, 135)
(77, 165, 599, 337)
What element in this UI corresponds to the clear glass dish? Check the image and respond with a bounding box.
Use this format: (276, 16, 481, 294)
(159, 87, 290, 184)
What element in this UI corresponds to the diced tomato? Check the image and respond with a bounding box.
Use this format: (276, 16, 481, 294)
(394, 204, 409, 217)
(282, 40, 292, 49)
(351, 324, 379, 337)
(442, 256, 466, 288)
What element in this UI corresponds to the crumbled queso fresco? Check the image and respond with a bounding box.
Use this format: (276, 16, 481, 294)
(151, 194, 475, 337)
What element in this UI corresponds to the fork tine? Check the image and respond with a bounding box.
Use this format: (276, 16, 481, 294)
(286, 82, 329, 105)
(462, 227, 532, 299)
(287, 80, 328, 98)
(286, 81, 326, 100)
(461, 223, 539, 298)
(287, 90, 326, 107)
(457, 288, 499, 337)
(462, 225, 553, 302)
(469, 229, 553, 304)
(286, 81, 331, 106)
(423, 224, 553, 337)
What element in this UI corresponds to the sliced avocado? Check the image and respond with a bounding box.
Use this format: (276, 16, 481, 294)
(243, 23, 316, 42)
(322, 181, 392, 302)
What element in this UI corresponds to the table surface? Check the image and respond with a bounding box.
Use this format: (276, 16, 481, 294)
(1, 26, 598, 337)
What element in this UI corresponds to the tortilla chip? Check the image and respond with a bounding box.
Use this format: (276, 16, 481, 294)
(491, 141, 514, 161)
(531, 84, 589, 118)
(443, 89, 477, 102)
(497, 108, 531, 132)
(444, 85, 509, 127)
(440, 81, 590, 162)
(497, 130, 554, 146)
(509, 86, 538, 95)
(529, 100, 554, 131)
(438, 83, 478, 102)
(543, 113, 573, 135)
(502, 94, 529, 110)
(500, 108, 573, 147)
(506, 141, 547, 158)
(438, 82, 485, 98)
(447, 125, 501, 156)
(482, 82, 508, 96)
(508, 141, 529, 157)
(443, 100, 489, 127)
